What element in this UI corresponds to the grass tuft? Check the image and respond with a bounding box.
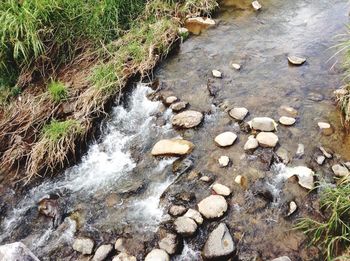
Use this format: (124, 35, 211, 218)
(48, 81, 68, 103)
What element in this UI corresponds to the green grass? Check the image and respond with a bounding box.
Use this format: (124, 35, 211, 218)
(43, 119, 82, 142)
(48, 80, 68, 103)
(295, 183, 350, 260)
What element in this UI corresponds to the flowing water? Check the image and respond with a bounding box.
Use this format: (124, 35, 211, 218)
(1, 0, 350, 260)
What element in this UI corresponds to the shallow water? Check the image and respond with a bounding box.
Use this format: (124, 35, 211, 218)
(1, 0, 350, 260)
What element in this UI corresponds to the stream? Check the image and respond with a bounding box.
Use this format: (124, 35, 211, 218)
(1, 0, 350, 260)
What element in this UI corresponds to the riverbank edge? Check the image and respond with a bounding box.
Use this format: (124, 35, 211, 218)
(0, 0, 219, 185)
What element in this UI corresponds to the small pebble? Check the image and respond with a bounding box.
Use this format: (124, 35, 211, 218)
(319, 146, 332, 159)
(252, 0, 262, 10)
(316, 155, 325, 165)
(279, 116, 296, 126)
(218, 156, 230, 167)
(212, 70, 222, 78)
(295, 143, 304, 158)
(232, 63, 241, 70)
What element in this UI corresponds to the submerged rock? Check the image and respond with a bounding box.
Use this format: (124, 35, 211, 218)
(295, 143, 305, 158)
(159, 233, 178, 255)
(256, 132, 279, 148)
(174, 216, 198, 236)
(332, 164, 349, 177)
(93, 244, 113, 261)
(276, 147, 290, 164)
(320, 146, 332, 159)
(212, 70, 222, 78)
(203, 223, 235, 259)
(145, 249, 170, 261)
(212, 183, 231, 196)
(218, 155, 230, 167)
(232, 63, 241, 70)
(72, 237, 94, 255)
(112, 253, 136, 261)
(184, 209, 203, 225)
(214, 132, 237, 147)
(151, 139, 194, 156)
(279, 105, 298, 117)
(229, 107, 248, 121)
(279, 116, 296, 126)
(172, 110, 203, 128)
(251, 117, 277, 131)
(0, 242, 39, 261)
(288, 56, 306, 65)
(198, 195, 228, 219)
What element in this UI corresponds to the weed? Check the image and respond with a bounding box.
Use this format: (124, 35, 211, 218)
(48, 81, 68, 103)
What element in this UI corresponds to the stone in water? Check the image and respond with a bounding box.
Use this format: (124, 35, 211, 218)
(288, 56, 306, 65)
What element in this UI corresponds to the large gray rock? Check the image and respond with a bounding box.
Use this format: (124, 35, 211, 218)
(251, 117, 277, 131)
(174, 216, 198, 236)
(159, 233, 178, 255)
(151, 139, 194, 156)
(172, 110, 203, 128)
(197, 195, 228, 219)
(145, 249, 170, 261)
(203, 223, 235, 259)
(0, 242, 40, 261)
(93, 244, 113, 261)
(73, 237, 94, 255)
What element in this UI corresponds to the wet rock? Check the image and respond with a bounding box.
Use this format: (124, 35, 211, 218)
(296, 143, 305, 158)
(151, 139, 194, 156)
(271, 257, 291, 261)
(203, 223, 235, 259)
(332, 164, 349, 177)
(214, 132, 237, 147)
(218, 156, 230, 167)
(251, 0, 262, 10)
(184, 209, 203, 225)
(169, 205, 187, 216)
(200, 176, 212, 182)
(207, 80, 219, 97)
(285, 166, 315, 190)
(93, 244, 113, 261)
(288, 56, 306, 65)
(318, 122, 333, 135)
(287, 201, 298, 217)
(0, 242, 40, 261)
(276, 147, 290, 164)
(212, 183, 231, 196)
(172, 157, 194, 175)
(232, 63, 241, 70)
(256, 132, 279, 148)
(38, 194, 63, 228)
(145, 249, 170, 261)
(175, 191, 195, 204)
(279, 106, 298, 117)
(251, 117, 277, 131)
(170, 101, 188, 112)
(174, 216, 198, 236)
(279, 116, 296, 126)
(198, 195, 228, 219)
(320, 146, 332, 158)
(185, 17, 215, 35)
(308, 93, 324, 102)
(234, 175, 248, 189)
(159, 233, 178, 255)
(316, 155, 325, 165)
(165, 96, 178, 105)
(172, 110, 203, 129)
(244, 136, 259, 151)
(112, 253, 136, 261)
(212, 70, 222, 78)
(229, 107, 248, 121)
(114, 238, 126, 252)
(73, 237, 95, 255)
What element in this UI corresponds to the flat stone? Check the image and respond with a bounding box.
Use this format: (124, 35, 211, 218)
(316, 155, 325, 165)
(159, 233, 178, 255)
(0, 242, 39, 261)
(271, 257, 292, 261)
(308, 92, 324, 102)
(232, 63, 241, 70)
(198, 195, 228, 219)
(252, 0, 262, 10)
(203, 223, 235, 259)
(151, 139, 194, 156)
(165, 96, 178, 105)
(212, 70, 222, 78)
(172, 110, 203, 128)
(93, 244, 113, 261)
(332, 164, 350, 177)
(212, 183, 231, 196)
(244, 137, 259, 151)
(318, 122, 333, 135)
(285, 166, 314, 190)
(72, 237, 94, 255)
(174, 216, 198, 236)
(229, 107, 248, 121)
(279, 116, 296, 126)
(169, 205, 187, 216)
(112, 253, 136, 261)
(218, 156, 230, 167)
(320, 146, 332, 159)
(288, 56, 306, 65)
(170, 101, 188, 112)
(251, 117, 277, 131)
(184, 209, 203, 225)
(145, 249, 170, 261)
(214, 132, 237, 147)
(256, 132, 279, 148)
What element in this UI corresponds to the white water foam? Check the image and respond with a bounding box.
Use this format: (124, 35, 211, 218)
(173, 241, 202, 261)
